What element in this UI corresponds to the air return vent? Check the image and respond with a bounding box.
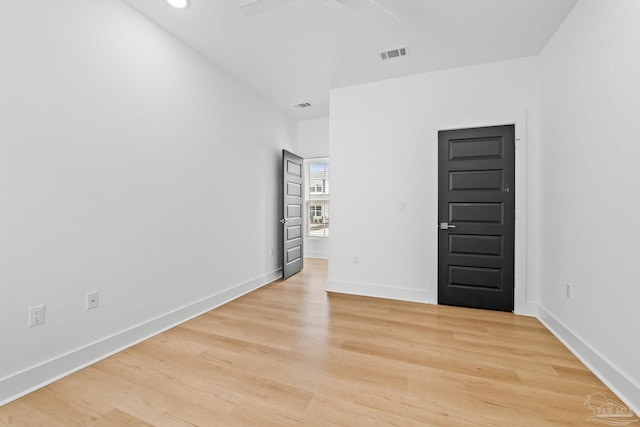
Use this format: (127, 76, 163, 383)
(294, 102, 312, 109)
(380, 46, 408, 61)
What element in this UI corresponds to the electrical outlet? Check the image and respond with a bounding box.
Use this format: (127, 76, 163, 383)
(29, 305, 45, 327)
(565, 283, 572, 299)
(353, 255, 359, 265)
(270, 247, 274, 256)
(87, 291, 99, 310)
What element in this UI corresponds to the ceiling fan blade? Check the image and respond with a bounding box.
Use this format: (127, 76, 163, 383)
(335, 0, 402, 30)
(237, 0, 296, 17)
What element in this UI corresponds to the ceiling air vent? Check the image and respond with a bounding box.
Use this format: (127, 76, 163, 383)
(294, 102, 312, 109)
(380, 46, 408, 61)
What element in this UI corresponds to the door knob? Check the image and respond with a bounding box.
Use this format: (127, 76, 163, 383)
(279, 218, 289, 224)
(439, 222, 456, 230)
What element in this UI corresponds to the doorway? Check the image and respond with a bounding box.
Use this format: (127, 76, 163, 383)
(437, 125, 515, 311)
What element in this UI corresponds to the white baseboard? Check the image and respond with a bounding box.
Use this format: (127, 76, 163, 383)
(0, 268, 282, 407)
(303, 252, 328, 260)
(537, 305, 640, 415)
(4, 273, 637, 417)
(326, 279, 430, 304)
(515, 302, 539, 317)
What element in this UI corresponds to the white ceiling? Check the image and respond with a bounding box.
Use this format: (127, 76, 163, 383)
(120, 0, 577, 120)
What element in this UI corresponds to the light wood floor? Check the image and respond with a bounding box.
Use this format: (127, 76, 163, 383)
(0, 259, 625, 426)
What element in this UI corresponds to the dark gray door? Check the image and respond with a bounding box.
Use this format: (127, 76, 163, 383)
(438, 125, 515, 312)
(282, 150, 304, 279)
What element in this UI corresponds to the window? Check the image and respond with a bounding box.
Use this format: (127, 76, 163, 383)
(304, 159, 329, 238)
(310, 180, 324, 193)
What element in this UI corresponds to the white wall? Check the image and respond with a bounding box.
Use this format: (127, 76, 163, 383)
(0, 0, 295, 403)
(297, 118, 329, 160)
(297, 118, 330, 259)
(538, 0, 640, 410)
(329, 58, 541, 310)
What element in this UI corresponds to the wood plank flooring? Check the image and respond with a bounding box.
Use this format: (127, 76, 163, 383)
(0, 259, 629, 426)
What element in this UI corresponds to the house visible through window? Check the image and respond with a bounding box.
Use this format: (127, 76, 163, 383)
(304, 159, 329, 238)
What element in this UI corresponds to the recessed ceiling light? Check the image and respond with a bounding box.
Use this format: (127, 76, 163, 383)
(166, 0, 189, 9)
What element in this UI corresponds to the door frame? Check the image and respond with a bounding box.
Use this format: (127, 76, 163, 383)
(435, 111, 532, 315)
